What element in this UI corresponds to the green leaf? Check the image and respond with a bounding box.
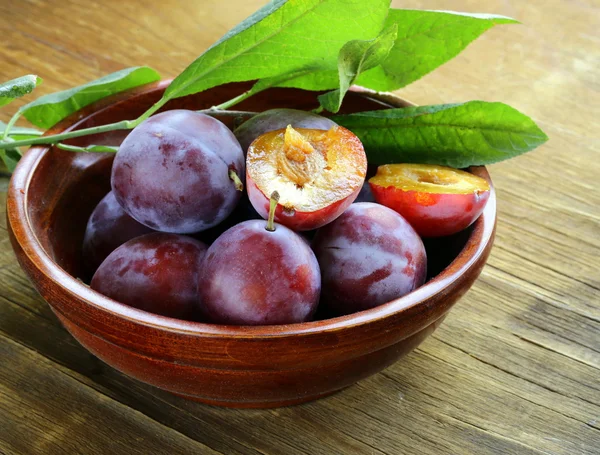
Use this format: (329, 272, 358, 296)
(332, 101, 548, 168)
(356, 9, 519, 91)
(0, 75, 42, 108)
(0, 140, 22, 172)
(162, 0, 391, 102)
(318, 24, 397, 113)
(4, 148, 21, 171)
(21, 67, 160, 129)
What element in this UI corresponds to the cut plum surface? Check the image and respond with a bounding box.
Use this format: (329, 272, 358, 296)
(369, 164, 490, 237)
(247, 125, 367, 231)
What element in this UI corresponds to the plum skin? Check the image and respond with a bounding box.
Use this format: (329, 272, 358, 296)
(247, 176, 363, 231)
(82, 191, 154, 276)
(112, 110, 245, 234)
(234, 108, 337, 154)
(91, 233, 208, 320)
(369, 184, 490, 237)
(312, 202, 427, 316)
(198, 220, 321, 325)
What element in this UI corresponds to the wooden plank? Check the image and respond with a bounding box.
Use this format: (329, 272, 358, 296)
(0, 293, 387, 455)
(0, 334, 222, 455)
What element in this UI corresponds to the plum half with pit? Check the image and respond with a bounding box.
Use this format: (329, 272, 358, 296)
(369, 164, 491, 237)
(234, 108, 337, 154)
(112, 110, 245, 234)
(91, 233, 207, 320)
(247, 125, 367, 231)
(198, 193, 321, 325)
(82, 191, 155, 275)
(312, 202, 427, 316)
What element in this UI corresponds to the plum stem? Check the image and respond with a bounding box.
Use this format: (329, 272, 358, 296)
(266, 191, 280, 232)
(228, 169, 244, 192)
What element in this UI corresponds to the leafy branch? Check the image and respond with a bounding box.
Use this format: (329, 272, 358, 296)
(0, 1, 547, 172)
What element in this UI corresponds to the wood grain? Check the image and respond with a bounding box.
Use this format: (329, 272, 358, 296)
(1, 0, 598, 454)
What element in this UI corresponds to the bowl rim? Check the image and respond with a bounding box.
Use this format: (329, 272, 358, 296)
(7, 80, 496, 338)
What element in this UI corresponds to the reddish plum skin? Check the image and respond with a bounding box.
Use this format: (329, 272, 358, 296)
(369, 185, 490, 237)
(112, 110, 245, 234)
(82, 191, 154, 275)
(198, 220, 321, 325)
(247, 176, 362, 231)
(312, 203, 427, 316)
(234, 108, 337, 154)
(91, 233, 208, 320)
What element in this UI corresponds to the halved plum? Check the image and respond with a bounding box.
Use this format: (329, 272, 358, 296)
(247, 125, 367, 231)
(369, 164, 490, 237)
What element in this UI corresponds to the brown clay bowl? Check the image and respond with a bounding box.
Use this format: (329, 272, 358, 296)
(7, 81, 496, 408)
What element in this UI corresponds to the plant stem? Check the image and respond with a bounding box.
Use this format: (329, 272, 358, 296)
(0, 107, 260, 151)
(312, 106, 324, 114)
(131, 99, 166, 126)
(198, 109, 258, 118)
(2, 112, 21, 140)
(12, 131, 44, 137)
(265, 191, 280, 232)
(212, 90, 256, 111)
(56, 143, 118, 153)
(0, 119, 134, 150)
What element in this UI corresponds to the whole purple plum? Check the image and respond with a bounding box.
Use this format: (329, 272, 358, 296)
(112, 110, 245, 233)
(198, 220, 321, 325)
(91, 233, 207, 320)
(82, 191, 154, 275)
(234, 108, 337, 154)
(312, 202, 427, 316)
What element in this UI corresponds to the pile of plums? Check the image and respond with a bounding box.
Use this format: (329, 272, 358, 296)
(84, 108, 490, 325)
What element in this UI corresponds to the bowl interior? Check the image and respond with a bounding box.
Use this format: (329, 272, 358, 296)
(19, 81, 490, 332)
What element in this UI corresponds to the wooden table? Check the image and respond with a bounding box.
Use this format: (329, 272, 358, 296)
(1, 1, 598, 454)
